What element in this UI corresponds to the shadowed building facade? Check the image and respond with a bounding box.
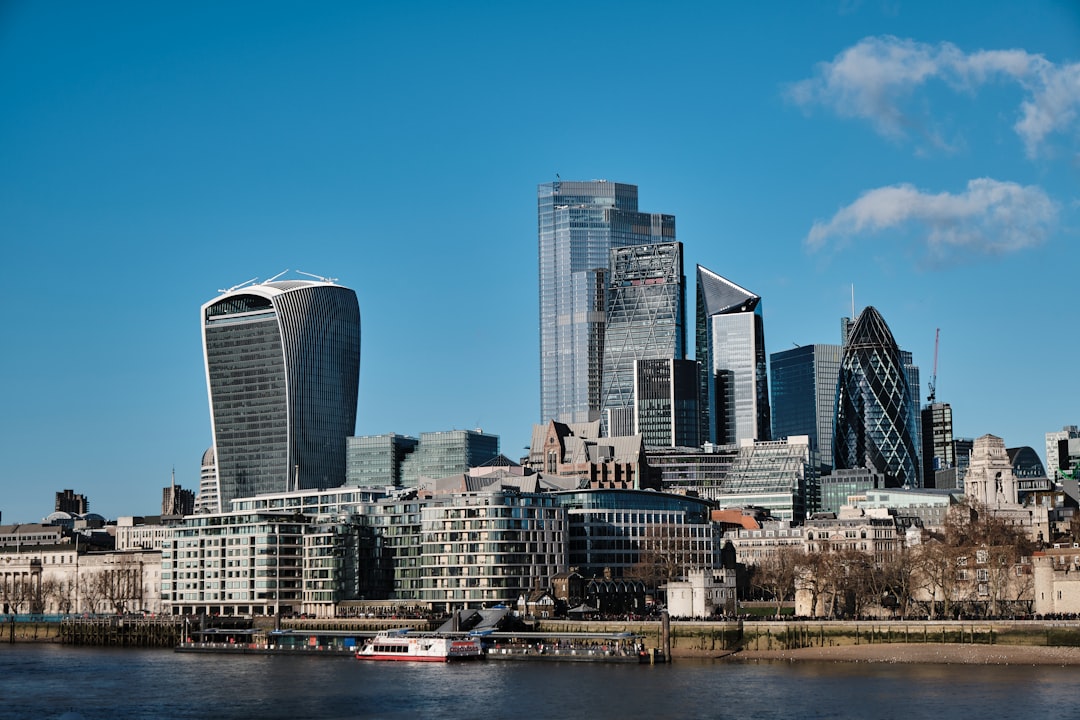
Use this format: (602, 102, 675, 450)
(770, 344, 842, 474)
(834, 306, 919, 488)
(202, 279, 360, 510)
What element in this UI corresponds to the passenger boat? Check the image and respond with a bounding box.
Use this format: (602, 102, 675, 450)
(355, 629, 483, 662)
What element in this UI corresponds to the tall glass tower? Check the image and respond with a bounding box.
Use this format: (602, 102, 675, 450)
(202, 278, 360, 509)
(538, 181, 675, 424)
(696, 266, 771, 445)
(770, 344, 842, 473)
(601, 242, 686, 435)
(834, 306, 919, 487)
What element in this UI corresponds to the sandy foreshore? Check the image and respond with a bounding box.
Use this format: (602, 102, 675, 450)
(711, 643, 1080, 665)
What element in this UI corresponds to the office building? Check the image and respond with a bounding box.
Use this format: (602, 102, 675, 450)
(600, 242, 686, 436)
(818, 467, 892, 515)
(769, 344, 842, 473)
(696, 266, 771, 445)
(537, 180, 675, 424)
(554, 488, 717, 580)
(834, 306, 920, 488)
(633, 358, 701, 448)
(202, 278, 361, 509)
(55, 489, 89, 515)
(194, 448, 219, 514)
(162, 477, 195, 518)
(646, 443, 741, 495)
(399, 430, 499, 487)
(711, 436, 819, 521)
(921, 402, 955, 488)
(346, 433, 420, 487)
(1047, 426, 1080, 479)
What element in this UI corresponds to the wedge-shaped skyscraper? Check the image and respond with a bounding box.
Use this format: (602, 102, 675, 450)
(696, 266, 771, 445)
(202, 278, 360, 510)
(834, 306, 918, 487)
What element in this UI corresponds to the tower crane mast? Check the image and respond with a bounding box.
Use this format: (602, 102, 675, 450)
(927, 328, 940, 404)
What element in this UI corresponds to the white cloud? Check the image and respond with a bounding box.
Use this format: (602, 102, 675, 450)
(787, 36, 1080, 157)
(806, 178, 1058, 264)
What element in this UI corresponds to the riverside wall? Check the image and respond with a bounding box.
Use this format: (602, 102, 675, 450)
(530, 619, 1080, 657)
(7, 616, 1080, 656)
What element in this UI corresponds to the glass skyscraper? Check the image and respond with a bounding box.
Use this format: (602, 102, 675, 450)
(202, 279, 361, 509)
(834, 306, 919, 487)
(601, 242, 686, 436)
(769, 344, 842, 473)
(634, 358, 700, 448)
(696, 265, 771, 445)
(537, 180, 675, 424)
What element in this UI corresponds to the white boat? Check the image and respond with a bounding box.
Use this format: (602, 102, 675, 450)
(356, 630, 483, 662)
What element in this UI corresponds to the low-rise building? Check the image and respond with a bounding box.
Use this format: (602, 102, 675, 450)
(664, 568, 737, 618)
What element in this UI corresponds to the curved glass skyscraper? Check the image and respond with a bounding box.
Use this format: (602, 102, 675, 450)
(202, 279, 360, 510)
(834, 306, 918, 487)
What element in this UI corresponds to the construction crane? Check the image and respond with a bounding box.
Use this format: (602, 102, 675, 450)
(927, 328, 940, 404)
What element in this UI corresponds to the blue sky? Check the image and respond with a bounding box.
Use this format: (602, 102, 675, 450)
(2, 1, 1077, 523)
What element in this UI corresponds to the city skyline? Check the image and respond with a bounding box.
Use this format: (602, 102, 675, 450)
(2, 2, 1078, 522)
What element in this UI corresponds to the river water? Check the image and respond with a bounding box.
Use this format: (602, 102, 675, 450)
(1, 644, 1075, 720)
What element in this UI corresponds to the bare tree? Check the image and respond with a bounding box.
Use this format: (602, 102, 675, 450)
(911, 541, 962, 619)
(627, 524, 711, 589)
(750, 548, 800, 617)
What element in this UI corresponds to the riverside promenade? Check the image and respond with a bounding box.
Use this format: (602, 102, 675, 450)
(531, 618, 1080, 662)
(8, 615, 1080, 665)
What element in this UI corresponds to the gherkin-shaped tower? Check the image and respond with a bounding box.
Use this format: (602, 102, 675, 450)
(834, 306, 919, 487)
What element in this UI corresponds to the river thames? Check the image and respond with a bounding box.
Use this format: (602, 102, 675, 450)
(1, 644, 1076, 720)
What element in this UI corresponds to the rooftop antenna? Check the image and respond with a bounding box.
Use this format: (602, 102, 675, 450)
(296, 270, 338, 284)
(850, 284, 855, 319)
(264, 269, 290, 284)
(218, 277, 258, 294)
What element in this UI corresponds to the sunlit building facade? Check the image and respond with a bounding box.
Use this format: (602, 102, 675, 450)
(696, 266, 770, 446)
(538, 181, 676, 424)
(600, 242, 686, 436)
(202, 279, 360, 509)
(834, 306, 920, 488)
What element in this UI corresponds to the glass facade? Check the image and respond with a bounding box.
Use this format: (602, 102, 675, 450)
(202, 281, 360, 509)
(600, 242, 686, 434)
(399, 430, 500, 486)
(834, 306, 920, 488)
(346, 433, 419, 487)
(713, 437, 819, 521)
(634, 358, 700, 448)
(554, 489, 716, 578)
(769, 344, 842, 472)
(538, 181, 675, 424)
(921, 402, 955, 488)
(696, 266, 770, 445)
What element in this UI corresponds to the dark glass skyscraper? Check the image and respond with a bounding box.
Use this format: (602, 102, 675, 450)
(696, 266, 770, 445)
(770, 344, 842, 472)
(834, 306, 919, 487)
(537, 181, 675, 424)
(202, 279, 360, 510)
(601, 242, 686, 436)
